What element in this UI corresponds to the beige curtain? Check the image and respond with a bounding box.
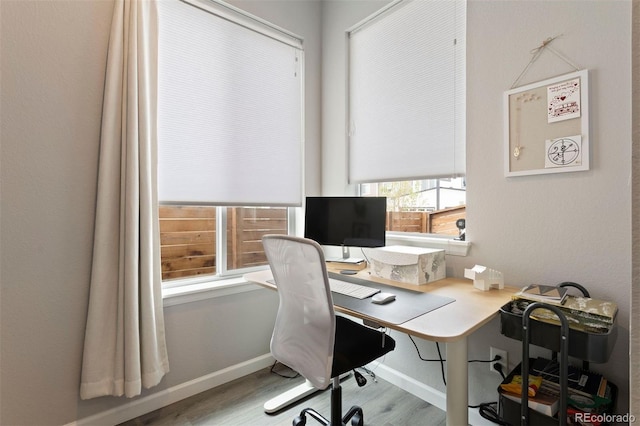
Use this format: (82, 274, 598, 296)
(80, 0, 169, 399)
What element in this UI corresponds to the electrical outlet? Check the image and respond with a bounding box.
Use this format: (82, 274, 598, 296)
(490, 347, 508, 374)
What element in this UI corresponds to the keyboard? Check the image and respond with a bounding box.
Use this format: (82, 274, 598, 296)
(328, 278, 380, 299)
(267, 273, 381, 300)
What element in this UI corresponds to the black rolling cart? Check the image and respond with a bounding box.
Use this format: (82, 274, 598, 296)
(498, 283, 618, 425)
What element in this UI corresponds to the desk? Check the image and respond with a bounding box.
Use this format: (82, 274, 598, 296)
(244, 268, 517, 426)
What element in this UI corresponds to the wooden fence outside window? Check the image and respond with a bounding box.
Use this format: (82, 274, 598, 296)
(159, 205, 465, 281)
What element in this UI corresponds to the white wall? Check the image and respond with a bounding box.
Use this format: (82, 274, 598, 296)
(466, 0, 631, 414)
(1, 1, 112, 424)
(321, 0, 632, 417)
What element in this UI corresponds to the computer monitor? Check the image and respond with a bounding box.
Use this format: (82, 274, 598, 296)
(304, 196, 386, 262)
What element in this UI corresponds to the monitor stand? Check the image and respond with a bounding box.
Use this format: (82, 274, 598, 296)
(335, 246, 364, 275)
(325, 245, 364, 264)
(341, 245, 350, 260)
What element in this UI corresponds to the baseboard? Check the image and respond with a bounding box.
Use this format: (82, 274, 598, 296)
(71, 354, 492, 426)
(69, 353, 275, 426)
(370, 361, 495, 426)
(369, 361, 447, 410)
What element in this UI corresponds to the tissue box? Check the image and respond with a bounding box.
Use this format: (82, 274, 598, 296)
(368, 245, 446, 285)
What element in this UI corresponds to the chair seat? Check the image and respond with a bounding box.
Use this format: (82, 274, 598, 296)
(331, 316, 396, 378)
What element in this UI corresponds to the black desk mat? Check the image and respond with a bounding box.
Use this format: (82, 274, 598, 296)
(328, 272, 455, 325)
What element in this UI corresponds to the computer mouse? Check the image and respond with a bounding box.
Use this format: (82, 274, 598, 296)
(371, 292, 396, 304)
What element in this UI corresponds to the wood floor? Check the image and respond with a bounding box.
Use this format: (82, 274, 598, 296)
(120, 364, 446, 426)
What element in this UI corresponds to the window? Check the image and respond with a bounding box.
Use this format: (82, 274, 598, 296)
(349, 0, 466, 238)
(347, 0, 466, 183)
(159, 206, 289, 281)
(361, 179, 465, 237)
(157, 0, 303, 282)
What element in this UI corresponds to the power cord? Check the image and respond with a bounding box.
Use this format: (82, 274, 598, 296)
(359, 247, 371, 264)
(493, 359, 507, 380)
(408, 335, 504, 387)
(408, 336, 511, 424)
(469, 401, 511, 425)
(407, 335, 447, 385)
(470, 359, 509, 424)
(269, 361, 299, 379)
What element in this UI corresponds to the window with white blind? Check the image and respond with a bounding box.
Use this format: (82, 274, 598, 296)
(158, 0, 304, 207)
(156, 0, 303, 282)
(347, 0, 466, 184)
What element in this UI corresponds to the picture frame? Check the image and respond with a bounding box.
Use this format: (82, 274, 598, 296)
(504, 69, 589, 177)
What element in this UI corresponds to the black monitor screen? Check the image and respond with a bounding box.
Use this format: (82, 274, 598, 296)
(304, 196, 386, 248)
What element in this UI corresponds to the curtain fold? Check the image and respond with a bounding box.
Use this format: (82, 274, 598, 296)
(80, 0, 169, 400)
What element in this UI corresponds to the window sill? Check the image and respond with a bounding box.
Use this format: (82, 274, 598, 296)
(385, 233, 470, 256)
(162, 276, 265, 307)
(161, 235, 469, 307)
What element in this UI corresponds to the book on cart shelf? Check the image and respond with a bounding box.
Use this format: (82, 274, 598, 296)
(510, 290, 618, 334)
(500, 372, 559, 417)
(531, 357, 614, 412)
(515, 284, 569, 304)
(500, 386, 559, 417)
(499, 358, 616, 418)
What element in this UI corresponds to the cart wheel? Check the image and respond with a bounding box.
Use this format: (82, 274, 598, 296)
(351, 412, 363, 426)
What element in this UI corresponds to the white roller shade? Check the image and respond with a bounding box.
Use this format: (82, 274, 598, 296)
(157, 0, 304, 206)
(348, 0, 465, 183)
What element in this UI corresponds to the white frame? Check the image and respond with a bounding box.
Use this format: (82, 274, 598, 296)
(504, 69, 590, 177)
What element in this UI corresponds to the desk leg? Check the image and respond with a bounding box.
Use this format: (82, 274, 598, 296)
(446, 338, 468, 426)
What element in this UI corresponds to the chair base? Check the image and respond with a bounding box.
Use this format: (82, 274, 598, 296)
(293, 406, 363, 426)
(264, 379, 318, 413)
(292, 377, 364, 426)
(264, 373, 352, 413)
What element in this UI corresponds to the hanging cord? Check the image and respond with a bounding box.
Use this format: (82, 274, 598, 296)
(408, 335, 447, 385)
(408, 335, 511, 424)
(359, 247, 371, 264)
(408, 335, 505, 387)
(270, 361, 299, 379)
(510, 35, 581, 89)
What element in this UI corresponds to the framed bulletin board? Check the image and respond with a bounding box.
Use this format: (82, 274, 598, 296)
(504, 69, 589, 177)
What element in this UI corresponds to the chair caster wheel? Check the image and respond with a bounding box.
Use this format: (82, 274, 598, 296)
(351, 412, 363, 426)
(293, 415, 306, 426)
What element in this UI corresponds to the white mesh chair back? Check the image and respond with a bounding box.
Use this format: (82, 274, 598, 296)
(262, 235, 335, 390)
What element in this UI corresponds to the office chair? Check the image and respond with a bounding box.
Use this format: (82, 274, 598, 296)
(262, 235, 396, 426)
